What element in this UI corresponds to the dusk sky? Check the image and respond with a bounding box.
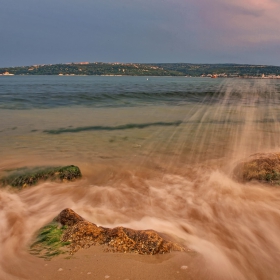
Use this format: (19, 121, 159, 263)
(1, 0, 280, 67)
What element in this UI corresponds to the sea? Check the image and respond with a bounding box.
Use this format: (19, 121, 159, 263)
(1, 76, 280, 279)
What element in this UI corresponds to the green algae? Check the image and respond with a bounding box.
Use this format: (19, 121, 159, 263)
(30, 223, 70, 259)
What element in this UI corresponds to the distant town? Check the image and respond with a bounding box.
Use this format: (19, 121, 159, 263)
(1, 62, 280, 78)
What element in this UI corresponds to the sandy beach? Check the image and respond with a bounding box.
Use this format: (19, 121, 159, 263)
(6, 245, 205, 280)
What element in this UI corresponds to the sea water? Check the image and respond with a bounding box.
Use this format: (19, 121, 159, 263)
(1, 76, 280, 279)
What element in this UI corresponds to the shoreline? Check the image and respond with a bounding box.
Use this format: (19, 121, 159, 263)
(1, 74, 280, 79)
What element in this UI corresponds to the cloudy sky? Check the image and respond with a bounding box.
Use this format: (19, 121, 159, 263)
(1, 0, 280, 67)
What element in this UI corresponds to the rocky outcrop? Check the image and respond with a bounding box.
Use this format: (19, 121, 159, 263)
(234, 153, 280, 184)
(0, 165, 82, 189)
(30, 208, 185, 259)
(55, 208, 84, 226)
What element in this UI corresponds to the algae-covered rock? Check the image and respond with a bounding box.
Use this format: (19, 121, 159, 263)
(0, 165, 82, 189)
(234, 153, 280, 184)
(30, 208, 185, 259)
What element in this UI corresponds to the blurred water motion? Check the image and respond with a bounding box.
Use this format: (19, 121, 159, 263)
(1, 77, 280, 279)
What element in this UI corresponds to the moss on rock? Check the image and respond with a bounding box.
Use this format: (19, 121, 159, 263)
(29, 223, 70, 259)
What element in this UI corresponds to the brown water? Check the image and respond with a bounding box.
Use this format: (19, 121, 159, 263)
(1, 77, 280, 279)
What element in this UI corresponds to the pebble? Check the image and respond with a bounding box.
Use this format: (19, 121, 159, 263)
(181, 265, 188, 270)
(58, 268, 63, 272)
(105, 276, 110, 279)
(87, 272, 92, 275)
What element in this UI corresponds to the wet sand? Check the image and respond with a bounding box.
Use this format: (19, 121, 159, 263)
(8, 246, 205, 280)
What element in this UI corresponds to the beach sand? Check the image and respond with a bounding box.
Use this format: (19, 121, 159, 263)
(8, 246, 204, 280)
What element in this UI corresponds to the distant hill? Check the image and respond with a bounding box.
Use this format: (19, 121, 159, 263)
(154, 63, 280, 77)
(1, 62, 280, 77)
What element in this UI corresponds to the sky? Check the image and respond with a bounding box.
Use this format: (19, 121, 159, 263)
(1, 0, 280, 67)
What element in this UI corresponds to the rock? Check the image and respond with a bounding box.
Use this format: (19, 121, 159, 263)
(234, 153, 280, 184)
(0, 165, 82, 189)
(54, 208, 84, 227)
(30, 208, 185, 259)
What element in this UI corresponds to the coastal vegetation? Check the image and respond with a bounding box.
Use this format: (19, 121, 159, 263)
(0, 63, 182, 76)
(1, 62, 280, 77)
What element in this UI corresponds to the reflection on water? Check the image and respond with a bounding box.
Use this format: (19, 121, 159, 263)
(1, 77, 280, 279)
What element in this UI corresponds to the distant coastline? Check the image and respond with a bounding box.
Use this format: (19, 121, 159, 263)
(1, 62, 280, 78)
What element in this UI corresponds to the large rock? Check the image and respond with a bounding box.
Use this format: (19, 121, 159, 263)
(234, 153, 280, 184)
(0, 165, 82, 189)
(30, 208, 185, 259)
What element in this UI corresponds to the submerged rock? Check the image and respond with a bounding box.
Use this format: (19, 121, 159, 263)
(0, 165, 82, 189)
(234, 153, 280, 184)
(30, 208, 185, 259)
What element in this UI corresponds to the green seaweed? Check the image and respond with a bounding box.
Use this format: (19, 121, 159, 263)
(43, 121, 183, 134)
(30, 223, 70, 260)
(0, 165, 82, 189)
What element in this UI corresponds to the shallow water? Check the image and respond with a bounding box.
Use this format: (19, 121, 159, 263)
(1, 76, 280, 279)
